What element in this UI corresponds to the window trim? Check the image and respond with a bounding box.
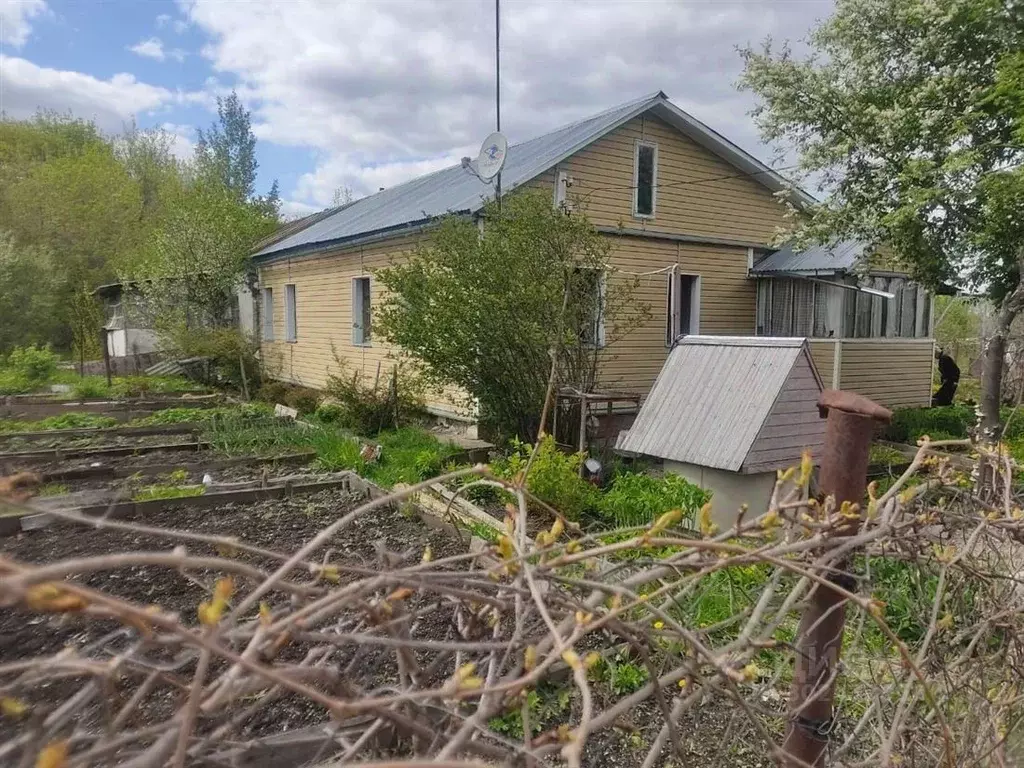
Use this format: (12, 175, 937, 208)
(351, 276, 372, 347)
(666, 271, 700, 346)
(284, 283, 297, 343)
(261, 287, 274, 342)
(632, 140, 658, 219)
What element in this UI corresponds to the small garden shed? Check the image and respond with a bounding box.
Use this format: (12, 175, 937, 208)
(615, 336, 826, 523)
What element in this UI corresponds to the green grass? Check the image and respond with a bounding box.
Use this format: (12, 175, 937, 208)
(201, 414, 463, 489)
(37, 483, 69, 497)
(132, 484, 204, 502)
(869, 443, 908, 467)
(0, 413, 119, 433)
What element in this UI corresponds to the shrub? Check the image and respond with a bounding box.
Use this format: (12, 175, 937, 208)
(323, 356, 425, 435)
(596, 472, 709, 529)
(2, 344, 59, 390)
(885, 404, 974, 443)
(165, 326, 261, 392)
(72, 377, 110, 399)
(284, 385, 321, 415)
(256, 381, 289, 405)
(490, 435, 600, 521)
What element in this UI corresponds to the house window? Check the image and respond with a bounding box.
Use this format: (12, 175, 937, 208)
(352, 276, 372, 345)
(284, 284, 297, 342)
(633, 141, 657, 217)
(574, 268, 605, 347)
(554, 170, 572, 211)
(666, 273, 700, 344)
(261, 287, 274, 342)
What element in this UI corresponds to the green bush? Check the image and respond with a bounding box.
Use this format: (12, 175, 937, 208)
(256, 381, 289, 404)
(885, 404, 974, 443)
(72, 377, 110, 399)
(284, 385, 321, 415)
(323, 356, 425, 434)
(596, 471, 709, 528)
(0, 344, 60, 392)
(166, 326, 261, 391)
(490, 435, 600, 521)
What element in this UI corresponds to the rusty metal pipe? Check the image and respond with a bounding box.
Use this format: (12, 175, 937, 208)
(781, 390, 891, 767)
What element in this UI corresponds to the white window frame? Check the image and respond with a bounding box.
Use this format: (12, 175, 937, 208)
(284, 283, 297, 342)
(352, 276, 372, 346)
(261, 287, 274, 342)
(666, 271, 700, 345)
(632, 140, 658, 219)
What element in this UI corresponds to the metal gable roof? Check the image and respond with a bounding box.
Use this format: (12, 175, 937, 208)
(615, 336, 815, 472)
(752, 239, 867, 276)
(254, 91, 815, 262)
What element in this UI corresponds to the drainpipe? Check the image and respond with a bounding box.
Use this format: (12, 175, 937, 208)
(782, 389, 891, 766)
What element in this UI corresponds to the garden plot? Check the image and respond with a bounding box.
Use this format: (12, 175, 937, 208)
(0, 488, 474, 764)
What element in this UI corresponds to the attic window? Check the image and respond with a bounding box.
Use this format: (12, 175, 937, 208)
(633, 141, 657, 217)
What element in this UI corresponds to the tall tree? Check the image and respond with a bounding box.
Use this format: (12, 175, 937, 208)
(740, 0, 1024, 436)
(195, 91, 259, 202)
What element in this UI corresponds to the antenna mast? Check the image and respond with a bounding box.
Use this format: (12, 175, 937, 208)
(494, 0, 502, 209)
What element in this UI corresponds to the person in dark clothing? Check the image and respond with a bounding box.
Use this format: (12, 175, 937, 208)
(932, 349, 960, 406)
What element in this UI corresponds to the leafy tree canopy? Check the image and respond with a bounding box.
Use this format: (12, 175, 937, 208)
(740, 0, 1023, 299)
(740, 0, 1024, 431)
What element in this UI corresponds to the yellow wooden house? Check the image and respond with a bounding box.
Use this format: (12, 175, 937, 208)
(252, 91, 934, 420)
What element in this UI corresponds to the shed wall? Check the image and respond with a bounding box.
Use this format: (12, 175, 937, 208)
(665, 461, 778, 526)
(742, 356, 826, 473)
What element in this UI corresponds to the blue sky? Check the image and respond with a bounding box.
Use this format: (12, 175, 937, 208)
(0, 0, 832, 218)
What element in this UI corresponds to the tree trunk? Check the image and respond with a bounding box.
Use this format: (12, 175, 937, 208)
(980, 322, 1008, 442)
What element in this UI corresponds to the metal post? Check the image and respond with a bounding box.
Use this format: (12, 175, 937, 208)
(782, 389, 891, 767)
(494, 0, 502, 212)
(102, 328, 113, 388)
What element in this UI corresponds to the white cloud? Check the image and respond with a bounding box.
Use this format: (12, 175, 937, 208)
(161, 122, 195, 161)
(129, 36, 166, 61)
(182, 0, 833, 208)
(156, 12, 171, 28)
(0, 0, 47, 47)
(279, 199, 322, 221)
(0, 55, 172, 131)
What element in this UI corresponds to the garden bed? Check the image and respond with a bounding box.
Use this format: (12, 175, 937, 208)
(0, 488, 471, 759)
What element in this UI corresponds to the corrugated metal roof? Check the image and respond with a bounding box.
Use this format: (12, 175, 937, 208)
(752, 239, 866, 275)
(615, 336, 809, 471)
(254, 92, 815, 261)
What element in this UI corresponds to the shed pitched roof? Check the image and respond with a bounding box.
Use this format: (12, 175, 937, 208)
(751, 239, 867, 276)
(615, 336, 823, 472)
(254, 91, 815, 262)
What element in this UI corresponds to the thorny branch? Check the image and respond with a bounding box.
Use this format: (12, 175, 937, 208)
(1, 438, 1024, 766)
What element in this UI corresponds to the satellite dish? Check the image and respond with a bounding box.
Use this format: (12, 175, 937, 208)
(462, 132, 507, 182)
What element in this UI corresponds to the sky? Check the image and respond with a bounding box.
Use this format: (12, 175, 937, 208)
(0, 0, 833, 219)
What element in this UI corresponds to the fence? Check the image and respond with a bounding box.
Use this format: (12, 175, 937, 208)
(807, 338, 934, 408)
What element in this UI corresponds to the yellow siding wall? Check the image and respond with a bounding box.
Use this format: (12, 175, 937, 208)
(529, 114, 789, 245)
(807, 341, 837, 388)
(838, 339, 934, 409)
(596, 235, 755, 395)
(258, 111, 797, 406)
(258, 234, 470, 417)
(808, 339, 934, 408)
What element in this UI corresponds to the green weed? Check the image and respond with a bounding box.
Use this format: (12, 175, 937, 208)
(488, 684, 572, 738)
(132, 484, 204, 502)
(589, 654, 649, 696)
(595, 471, 708, 528)
(0, 413, 118, 433)
(490, 435, 599, 521)
(37, 483, 69, 497)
